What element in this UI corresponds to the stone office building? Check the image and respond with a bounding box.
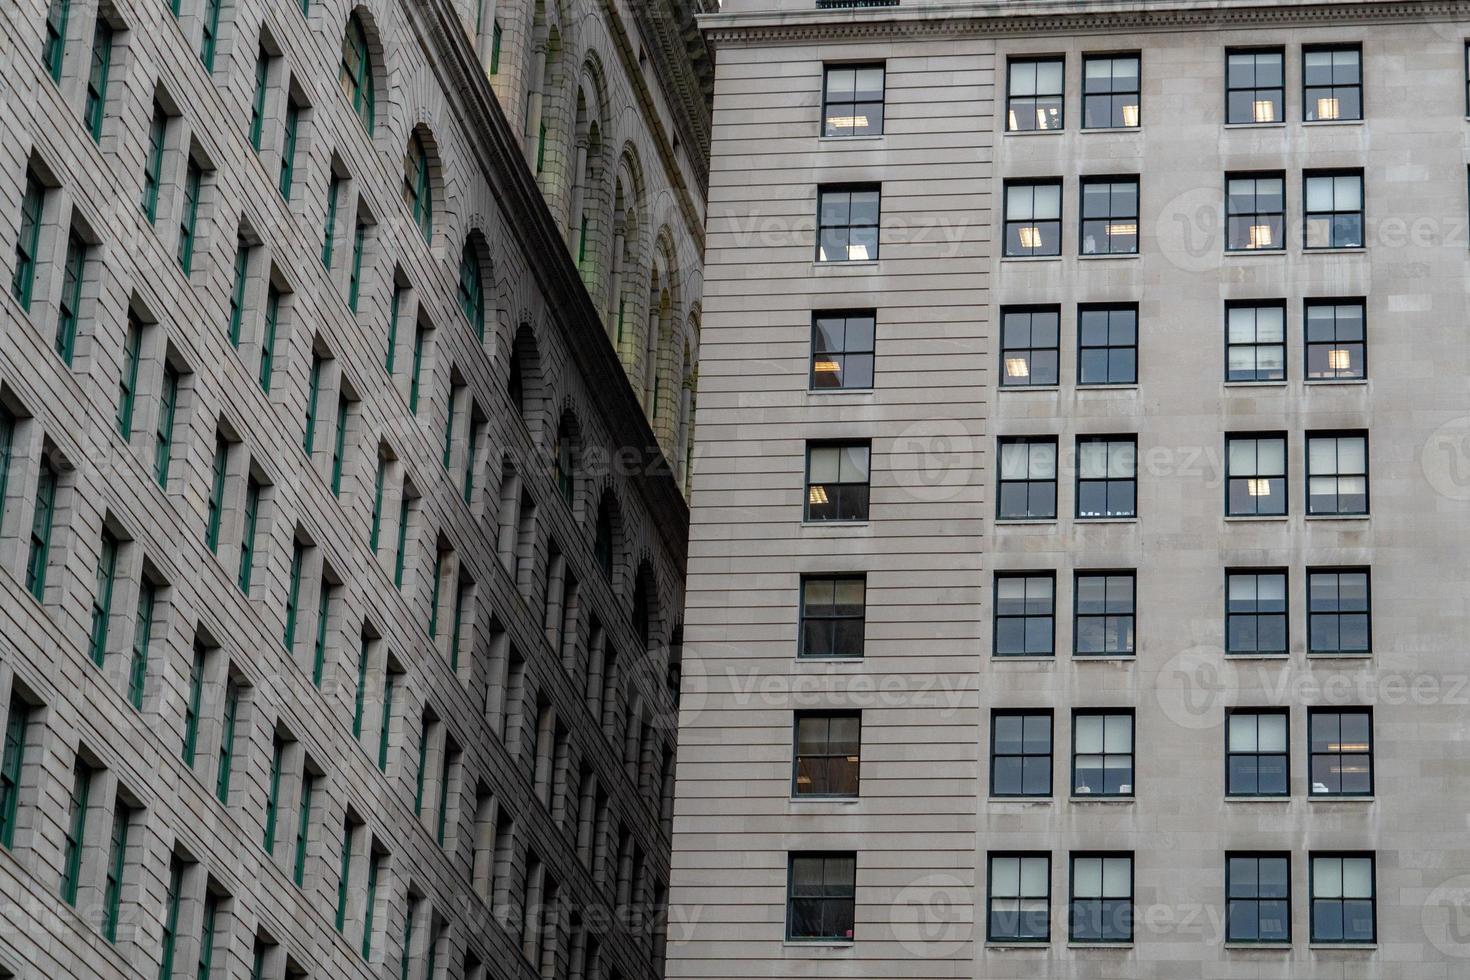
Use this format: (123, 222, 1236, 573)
(674, 1, 1470, 977)
(0, 0, 709, 977)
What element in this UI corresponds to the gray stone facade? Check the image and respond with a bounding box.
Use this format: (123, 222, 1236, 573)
(0, 0, 701, 977)
(674, 1, 1470, 977)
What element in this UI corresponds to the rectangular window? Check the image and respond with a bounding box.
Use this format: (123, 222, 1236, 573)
(1071, 710, 1133, 796)
(43, 0, 69, 80)
(0, 408, 11, 534)
(55, 232, 86, 365)
(60, 759, 92, 905)
(84, 19, 113, 141)
(199, 0, 222, 70)
(1304, 45, 1362, 121)
(1079, 177, 1138, 255)
(792, 712, 860, 798)
(1006, 57, 1063, 131)
(1076, 436, 1136, 518)
(1082, 54, 1139, 128)
(12, 169, 45, 309)
(821, 63, 884, 137)
(205, 435, 227, 552)
(312, 580, 332, 686)
(369, 453, 386, 551)
(435, 744, 456, 845)
(1225, 173, 1285, 251)
(1226, 570, 1287, 656)
(997, 436, 1056, 520)
(1225, 301, 1285, 382)
(1003, 179, 1062, 257)
(26, 459, 58, 600)
(331, 395, 350, 495)
(263, 734, 284, 854)
(1226, 433, 1286, 516)
(810, 311, 874, 390)
(362, 848, 382, 957)
(1227, 853, 1291, 943)
(1, 696, 32, 848)
(238, 478, 260, 592)
(182, 641, 205, 766)
(1310, 853, 1375, 943)
(816, 185, 880, 262)
(1304, 171, 1364, 249)
(117, 314, 142, 436)
(1077, 304, 1137, 385)
(304, 352, 322, 456)
(409, 323, 428, 412)
(348, 219, 367, 312)
(1226, 709, 1288, 796)
(988, 853, 1050, 943)
(128, 580, 154, 708)
(385, 284, 404, 374)
(1308, 568, 1371, 654)
(178, 159, 202, 274)
(378, 670, 397, 771)
(990, 710, 1051, 798)
(249, 48, 269, 151)
(142, 102, 166, 223)
(1305, 299, 1365, 380)
(280, 99, 301, 200)
(295, 772, 317, 886)
(322, 175, 341, 267)
(284, 541, 304, 649)
(216, 679, 240, 803)
(805, 441, 870, 522)
(799, 575, 865, 660)
(993, 572, 1054, 657)
(159, 859, 184, 978)
(89, 531, 120, 665)
(228, 240, 250, 345)
(198, 890, 221, 977)
(393, 493, 411, 588)
(260, 286, 281, 392)
(1069, 853, 1133, 943)
(1226, 48, 1284, 124)
(490, 20, 502, 74)
(999, 306, 1059, 387)
(1309, 708, 1373, 796)
(786, 853, 856, 941)
(102, 799, 131, 942)
(1306, 431, 1368, 515)
(336, 816, 357, 930)
(1073, 571, 1134, 657)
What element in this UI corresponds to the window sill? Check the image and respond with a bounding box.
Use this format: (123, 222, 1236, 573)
(1309, 943, 1376, 950)
(1067, 942, 1133, 949)
(1304, 513, 1370, 521)
(995, 518, 1058, 525)
(1003, 128, 1065, 137)
(1302, 118, 1365, 127)
(1304, 378, 1368, 386)
(1079, 127, 1140, 134)
(1075, 517, 1138, 524)
(1000, 384, 1060, 392)
(812, 260, 880, 270)
(796, 656, 866, 665)
(1226, 942, 1293, 949)
(992, 655, 1056, 663)
(807, 388, 875, 397)
(1224, 515, 1288, 523)
(1069, 795, 1134, 804)
(1306, 651, 1373, 660)
(1076, 384, 1138, 391)
(817, 135, 885, 143)
(1223, 248, 1286, 257)
(986, 940, 1050, 949)
(1303, 247, 1366, 255)
(800, 520, 871, 529)
(1078, 252, 1140, 260)
(1001, 255, 1063, 263)
(1225, 652, 1291, 660)
(1225, 795, 1291, 803)
(1223, 122, 1287, 130)
(1309, 795, 1374, 803)
(1224, 380, 1288, 388)
(789, 796, 861, 804)
(783, 940, 854, 949)
(1073, 655, 1136, 662)
(989, 796, 1053, 804)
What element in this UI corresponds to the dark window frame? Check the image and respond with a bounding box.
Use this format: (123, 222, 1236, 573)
(1308, 707, 1374, 797)
(1309, 851, 1376, 944)
(1225, 46, 1285, 125)
(1076, 303, 1137, 385)
(821, 62, 885, 138)
(1302, 43, 1363, 122)
(1068, 851, 1134, 943)
(1224, 707, 1289, 797)
(1226, 852, 1292, 944)
(810, 310, 876, 391)
(1303, 169, 1364, 250)
(999, 305, 1060, 388)
(1224, 300, 1287, 383)
(1072, 570, 1136, 658)
(816, 184, 881, 263)
(997, 436, 1058, 521)
(1305, 430, 1369, 516)
(989, 709, 1053, 798)
(986, 851, 1052, 943)
(792, 710, 862, 799)
(993, 571, 1056, 658)
(1003, 179, 1063, 258)
(785, 851, 857, 942)
(1075, 435, 1137, 520)
(1081, 52, 1140, 129)
(798, 574, 866, 660)
(1078, 175, 1139, 256)
(804, 440, 872, 522)
(1225, 171, 1286, 252)
(1306, 566, 1372, 656)
(1005, 56, 1065, 132)
(1304, 298, 1367, 382)
(1225, 568, 1289, 657)
(1070, 709, 1135, 797)
(1225, 432, 1287, 517)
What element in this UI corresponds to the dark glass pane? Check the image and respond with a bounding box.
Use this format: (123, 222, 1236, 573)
(1024, 618, 1052, 654)
(1259, 899, 1289, 941)
(992, 756, 1023, 795)
(1079, 349, 1109, 384)
(1228, 899, 1258, 940)
(1342, 899, 1373, 941)
(993, 715, 1024, 754)
(1021, 758, 1050, 795)
(1256, 754, 1287, 794)
(995, 619, 1026, 656)
(1031, 350, 1058, 386)
(1313, 900, 1344, 941)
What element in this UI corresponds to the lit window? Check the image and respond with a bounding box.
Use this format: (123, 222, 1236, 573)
(787, 853, 855, 941)
(1306, 432, 1368, 515)
(1310, 854, 1375, 943)
(1226, 570, 1287, 656)
(1304, 171, 1363, 249)
(816, 185, 880, 262)
(1080, 177, 1139, 255)
(999, 306, 1058, 387)
(1303, 45, 1362, 121)
(1226, 173, 1285, 251)
(805, 442, 870, 521)
(1076, 436, 1136, 519)
(1072, 711, 1133, 796)
(1226, 48, 1283, 123)
(988, 854, 1050, 943)
(799, 575, 865, 659)
(1309, 709, 1373, 796)
(1073, 572, 1134, 657)
(793, 712, 860, 797)
(810, 312, 875, 390)
(821, 63, 884, 137)
(1227, 854, 1291, 942)
(1305, 300, 1365, 380)
(1069, 853, 1133, 942)
(339, 14, 376, 132)
(1082, 54, 1139, 128)
(1307, 567, 1371, 654)
(1225, 302, 1285, 382)
(1003, 180, 1061, 257)
(1077, 304, 1137, 385)
(993, 572, 1054, 657)
(990, 710, 1052, 797)
(1006, 57, 1063, 131)
(403, 133, 434, 243)
(1226, 434, 1286, 516)
(997, 437, 1056, 520)
(1226, 710, 1288, 795)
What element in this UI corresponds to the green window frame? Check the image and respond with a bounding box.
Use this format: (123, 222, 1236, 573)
(197, 891, 220, 980)
(249, 48, 269, 151)
(263, 735, 284, 853)
(228, 240, 250, 345)
(393, 494, 410, 589)
(457, 241, 484, 339)
(25, 459, 58, 601)
(56, 231, 86, 364)
(399, 899, 415, 980)
(303, 352, 322, 456)
(490, 20, 502, 74)
(116, 314, 142, 436)
(404, 133, 433, 242)
(284, 541, 304, 650)
(1, 695, 32, 849)
(0, 407, 12, 535)
(322, 175, 341, 268)
(199, 0, 222, 71)
(408, 324, 426, 412)
(293, 772, 315, 886)
(178, 159, 202, 275)
(154, 364, 180, 487)
(42, 0, 69, 81)
(182, 642, 205, 766)
(13, 169, 45, 309)
(84, 19, 113, 141)
(351, 639, 369, 738)
(88, 531, 119, 665)
(279, 100, 300, 201)
(102, 800, 130, 942)
(60, 760, 91, 906)
(362, 851, 380, 958)
(142, 103, 166, 223)
(205, 435, 227, 552)
(427, 550, 443, 638)
(449, 582, 467, 672)
(462, 419, 479, 505)
(368, 453, 385, 551)
(335, 818, 353, 931)
(312, 582, 330, 686)
(215, 679, 239, 803)
(536, 120, 547, 176)
(238, 478, 260, 593)
(330, 394, 349, 495)
(385, 284, 403, 373)
(413, 716, 429, 814)
(260, 286, 281, 391)
(339, 15, 375, 132)
(441, 391, 455, 470)
(435, 748, 452, 845)
(128, 580, 155, 708)
(348, 219, 366, 312)
(377, 671, 396, 770)
(159, 859, 183, 980)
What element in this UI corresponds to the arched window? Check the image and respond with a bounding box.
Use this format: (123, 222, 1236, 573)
(338, 14, 375, 133)
(594, 494, 614, 579)
(458, 239, 484, 340)
(508, 347, 524, 415)
(554, 416, 575, 506)
(402, 133, 433, 242)
(632, 566, 652, 650)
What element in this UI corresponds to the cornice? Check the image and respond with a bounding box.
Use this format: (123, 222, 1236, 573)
(700, 0, 1470, 45)
(628, 0, 715, 181)
(412, 0, 690, 567)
